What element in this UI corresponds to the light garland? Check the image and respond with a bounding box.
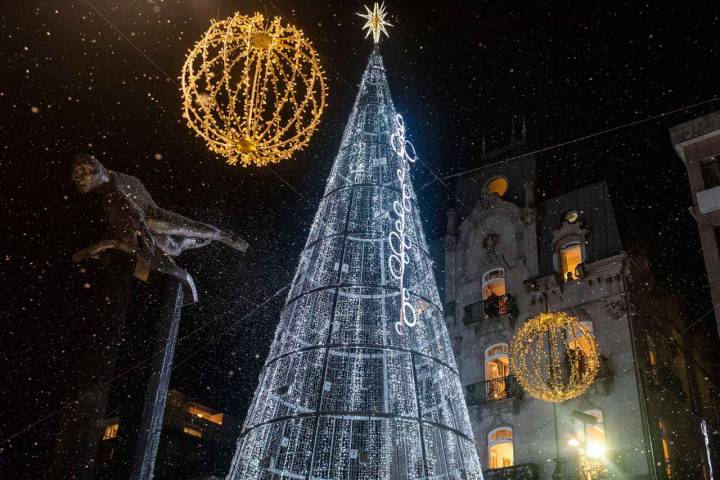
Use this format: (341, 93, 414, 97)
(510, 311, 600, 403)
(388, 114, 418, 335)
(181, 13, 328, 167)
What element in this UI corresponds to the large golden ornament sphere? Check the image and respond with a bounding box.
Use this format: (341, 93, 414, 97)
(181, 13, 328, 167)
(510, 312, 600, 403)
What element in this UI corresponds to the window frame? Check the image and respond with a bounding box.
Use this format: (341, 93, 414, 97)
(482, 268, 506, 300)
(487, 426, 514, 470)
(484, 343, 510, 381)
(559, 241, 584, 281)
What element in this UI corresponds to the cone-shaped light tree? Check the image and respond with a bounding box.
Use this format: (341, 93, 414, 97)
(228, 7, 483, 478)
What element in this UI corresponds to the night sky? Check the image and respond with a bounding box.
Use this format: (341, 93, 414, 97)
(2, 0, 720, 477)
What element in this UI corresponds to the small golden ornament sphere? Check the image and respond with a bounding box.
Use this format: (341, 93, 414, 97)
(181, 13, 328, 167)
(510, 311, 600, 403)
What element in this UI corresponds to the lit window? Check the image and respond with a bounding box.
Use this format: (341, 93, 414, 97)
(103, 422, 119, 440)
(565, 321, 595, 379)
(572, 409, 606, 459)
(564, 210, 579, 224)
(482, 269, 506, 299)
(486, 177, 508, 197)
(482, 268, 509, 317)
(485, 344, 510, 400)
(560, 242, 583, 280)
(187, 405, 224, 425)
(488, 427, 514, 469)
(183, 426, 203, 438)
(567, 321, 595, 356)
(659, 420, 673, 478)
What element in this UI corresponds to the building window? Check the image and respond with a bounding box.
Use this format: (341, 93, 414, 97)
(701, 156, 720, 189)
(659, 419, 673, 478)
(560, 242, 583, 281)
(488, 427, 514, 469)
(482, 268, 506, 299)
(571, 409, 606, 459)
(485, 344, 510, 400)
(482, 268, 509, 317)
(486, 177, 509, 197)
(565, 321, 595, 378)
(183, 426, 203, 438)
(186, 404, 224, 425)
(103, 422, 119, 441)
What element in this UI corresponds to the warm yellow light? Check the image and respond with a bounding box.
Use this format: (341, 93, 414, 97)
(102, 422, 119, 440)
(181, 13, 328, 167)
(561, 243, 583, 280)
(183, 426, 203, 438)
(486, 177, 508, 197)
(586, 441, 606, 458)
(510, 312, 600, 403)
(489, 441, 514, 469)
(187, 405, 224, 425)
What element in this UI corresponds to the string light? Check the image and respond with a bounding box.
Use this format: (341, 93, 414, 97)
(357, 2, 392, 44)
(388, 114, 418, 335)
(510, 312, 600, 403)
(181, 12, 328, 167)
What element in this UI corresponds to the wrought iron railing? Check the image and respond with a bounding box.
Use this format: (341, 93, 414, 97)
(462, 294, 518, 324)
(552, 456, 608, 480)
(465, 375, 521, 405)
(484, 463, 539, 480)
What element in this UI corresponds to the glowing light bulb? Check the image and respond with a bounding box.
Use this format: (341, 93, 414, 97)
(586, 441, 606, 458)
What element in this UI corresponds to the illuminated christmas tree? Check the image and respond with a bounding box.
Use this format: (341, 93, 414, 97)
(227, 5, 483, 478)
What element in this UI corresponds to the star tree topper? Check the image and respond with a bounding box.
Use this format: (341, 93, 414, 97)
(358, 2, 392, 44)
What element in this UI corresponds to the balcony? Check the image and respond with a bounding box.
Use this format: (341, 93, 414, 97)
(484, 463, 539, 480)
(462, 294, 518, 325)
(552, 456, 608, 480)
(465, 375, 522, 406)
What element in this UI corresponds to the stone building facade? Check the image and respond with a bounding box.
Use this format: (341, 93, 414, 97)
(670, 110, 720, 339)
(443, 143, 719, 479)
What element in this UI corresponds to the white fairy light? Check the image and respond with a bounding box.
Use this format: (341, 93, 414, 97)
(389, 113, 419, 335)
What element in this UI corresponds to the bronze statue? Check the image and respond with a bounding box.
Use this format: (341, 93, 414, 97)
(71, 155, 247, 302)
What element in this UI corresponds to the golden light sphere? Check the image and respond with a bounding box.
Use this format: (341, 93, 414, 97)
(510, 312, 600, 403)
(181, 13, 328, 167)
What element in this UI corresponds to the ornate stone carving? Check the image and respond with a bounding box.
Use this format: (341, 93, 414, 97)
(521, 179, 537, 224)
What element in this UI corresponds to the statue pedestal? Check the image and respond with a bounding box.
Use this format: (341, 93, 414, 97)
(50, 252, 188, 480)
(110, 272, 183, 480)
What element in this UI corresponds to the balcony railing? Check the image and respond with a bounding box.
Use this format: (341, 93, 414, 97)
(484, 463, 539, 480)
(552, 456, 608, 480)
(465, 375, 522, 405)
(463, 294, 518, 325)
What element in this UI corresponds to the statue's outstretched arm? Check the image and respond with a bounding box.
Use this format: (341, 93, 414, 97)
(147, 208, 248, 252)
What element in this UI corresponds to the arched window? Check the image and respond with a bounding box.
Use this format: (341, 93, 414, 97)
(486, 176, 509, 197)
(488, 427, 514, 469)
(485, 344, 510, 400)
(482, 268, 508, 317)
(560, 242, 583, 281)
(567, 321, 595, 355)
(482, 268, 506, 300)
(565, 321, 595, 378)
